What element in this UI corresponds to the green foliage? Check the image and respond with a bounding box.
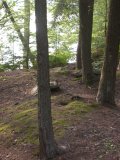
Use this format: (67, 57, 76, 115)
(0, 63, 17, 72)
(0, 0, 110, 71)
(49, 51, 73, 68)
(92, 0, 108, 53)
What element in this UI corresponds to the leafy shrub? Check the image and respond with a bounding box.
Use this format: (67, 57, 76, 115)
(0, 62, 21, 72)
(0, 64, 5, 72)
(49, 51, 73, 68)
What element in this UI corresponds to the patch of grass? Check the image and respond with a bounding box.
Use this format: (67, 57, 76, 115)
(63, 101, 98, 116)
(0, 123, 11, 132)
(13, 107, 38, 144)
(53, 119, 68, 138)
(53, 101, 98, 138)
(0, 99, 38, 145)
(0, 99, 98, 147)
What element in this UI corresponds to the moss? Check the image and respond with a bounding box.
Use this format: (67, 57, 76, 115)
(53, 119, 68, 138)
(12, 103, 38, 144)
(63, 101, 98, 116)
(0, 98, 98, 147)
(0, 99, 38, 145)
(16, 99, 38, 110)
(0, 123, 11, 132)
(53, 119, 67, 126)
(14, 108, 36, 119)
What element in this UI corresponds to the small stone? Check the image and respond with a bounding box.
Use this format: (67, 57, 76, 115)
(30, 81, 60, 95)
(71, 96, 82, 101)
(15, 102, 19, 105)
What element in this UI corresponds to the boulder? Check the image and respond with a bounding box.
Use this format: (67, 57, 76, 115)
(31, 81, 60, 96)
(50, 81, 60, 91)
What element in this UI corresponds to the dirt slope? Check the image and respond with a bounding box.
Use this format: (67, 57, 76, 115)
(0, 69, 120, 160)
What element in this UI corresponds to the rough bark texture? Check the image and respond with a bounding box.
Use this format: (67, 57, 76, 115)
(104, 0, 108, 37)
(76, 6, 82, 70)
(23, 0, 30, 69)
(76, 29, 82, 69)
(35, 0, 58, 159)
(79, 0, 94, 85)
(96, 0, 120, 105)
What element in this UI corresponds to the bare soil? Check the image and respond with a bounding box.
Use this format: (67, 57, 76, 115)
(0, 68, 120, 160)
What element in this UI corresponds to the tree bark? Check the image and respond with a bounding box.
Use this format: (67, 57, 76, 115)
(23, 0, 31, 69)
(76, 40, 82, 70)
(35, 0, 58, 159)
(79, 0, 94, 85)
(96, 0, 120, 105)
(76, 5, 82, 70)
(104, 0, 107, 37)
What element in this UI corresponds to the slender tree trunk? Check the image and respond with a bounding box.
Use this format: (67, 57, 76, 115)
(79, 0, 94, 85)
(104, 0, 108, 37)
(35, 0, 58, 159)
(2, 1, 25, 45)
(76, 5, 82, 70)
(76, 40, 82, 69)
(23, 0, 31, 69)
(2, 0, 35, 69)
(96, 0, 120, 105)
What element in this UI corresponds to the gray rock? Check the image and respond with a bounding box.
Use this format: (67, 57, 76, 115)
(31, 81, 60, 96)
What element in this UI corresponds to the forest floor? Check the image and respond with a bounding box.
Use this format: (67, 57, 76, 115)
(0, 65, 120, 160)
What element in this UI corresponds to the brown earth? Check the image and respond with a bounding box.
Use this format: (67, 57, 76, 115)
(0, 68, 120, 160)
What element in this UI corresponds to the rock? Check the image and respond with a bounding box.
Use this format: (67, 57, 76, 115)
(31, 86, 38, 96)
(50, 81, 60, 91)
(30, 81, 60, 96)
(14, 102, 19, 105)
(71, 95, 82, 101)
(71, 70, 82, 78)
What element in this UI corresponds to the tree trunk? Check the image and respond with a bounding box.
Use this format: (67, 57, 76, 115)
(79, 0, 94, 85)
(2, 1, 25, 45)
(23, 0, 31, 69)
(76, 5, 82, 70)
(96, 0, 120, 105)
(2, 0, 35, 69)
(76, 40, 82, 70)
(104, 0, 108, 37)
(35, 0, 58, 159)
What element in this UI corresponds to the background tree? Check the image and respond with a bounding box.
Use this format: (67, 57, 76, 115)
(35, 0, 58, 159)
(23, 0, 30, 69)
(0, 0, 113, 71)
(96, 0, 120, 105)
(2, 0, 35, 69)
(76, 3, 82, 70)
(79, 0, 94, 85)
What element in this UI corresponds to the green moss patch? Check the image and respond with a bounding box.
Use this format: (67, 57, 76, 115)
(62, 101, 98, 116)
(0, 99, 98, 147)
